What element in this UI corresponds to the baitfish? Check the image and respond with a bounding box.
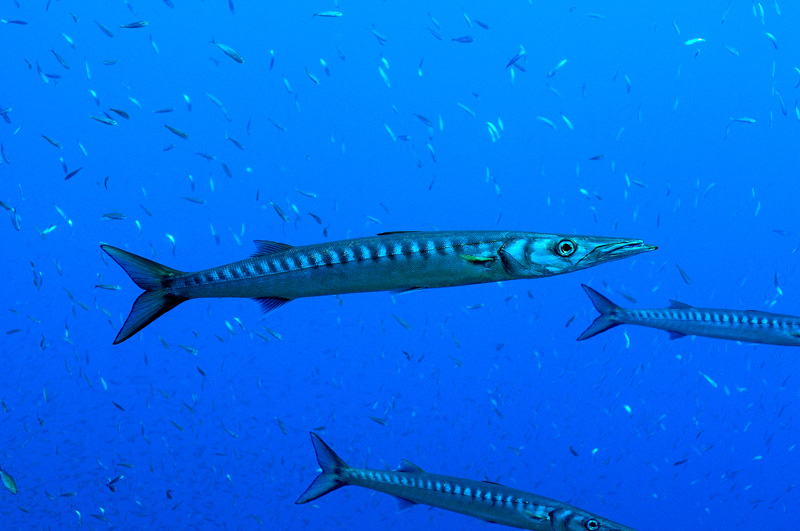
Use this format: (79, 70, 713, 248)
(210, 38, 244, 63)
(101, 230, 655, 344)
(578, 284, 800, 346)
(120, 21, 148, 28)
(296, 433, 637, 530)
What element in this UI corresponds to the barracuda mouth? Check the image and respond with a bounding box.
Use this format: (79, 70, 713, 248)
(603, 240, 658, 257)
(576, 239, 657, 268)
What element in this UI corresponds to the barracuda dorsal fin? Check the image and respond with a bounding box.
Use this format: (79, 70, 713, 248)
(253, 240, 294, 256)
(397, 459, 424, 473)
(669, 300, 692, 309)
(482, 480, 505, 486)
(376, 231, 420, 236)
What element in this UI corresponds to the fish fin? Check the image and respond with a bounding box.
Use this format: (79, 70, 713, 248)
(101, 245, 187, 345)
(481, 480, 505, 486)
(460, 254, 497, 264)
(376, 231, 420, 236)
(253, 240, 294, 256)
(669, 300, 692, 309)
(391, 287, 425, 295)
(253, 297, 291, 314)
(101, 245, 184, 290)
(577, 284, 622, 341)
(668, 331, 687, 340)
(581, 284, 621, 313)
(394, 496, 418, 512)
(397, 459, 425, 473)
(114, 290, 185, 345)
(295, 433, 348, 504)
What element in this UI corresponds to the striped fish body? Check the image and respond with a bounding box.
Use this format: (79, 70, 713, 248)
(617, 306, 800, 346)
(579, 285, 800, 346)
(297, 433, 636, 531)
(169, 231, 518, 300)
(341, 466, 625, 530)
(101, 230, 655, 344)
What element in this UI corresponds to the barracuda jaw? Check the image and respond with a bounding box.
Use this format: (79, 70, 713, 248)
(604, 240, 658, 259)
(574, 239, 657, 271)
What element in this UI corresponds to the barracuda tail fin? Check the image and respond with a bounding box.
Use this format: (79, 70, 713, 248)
(101, 245, 187, 345)
(296, 433, 348, 504)
(577, 284, 622, 341)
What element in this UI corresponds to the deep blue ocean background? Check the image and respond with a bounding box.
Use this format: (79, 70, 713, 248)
(2, 1, 799, 529)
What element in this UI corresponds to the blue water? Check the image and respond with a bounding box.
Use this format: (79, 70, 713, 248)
(2, 1, 799, 529)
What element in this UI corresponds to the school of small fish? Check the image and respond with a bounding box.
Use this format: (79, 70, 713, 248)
(1, 1, 798, 529)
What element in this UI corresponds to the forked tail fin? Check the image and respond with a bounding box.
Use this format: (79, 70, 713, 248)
(295, 433, 349, 504)
(101, 245, 187, 345)
(577, 284, 623, 341)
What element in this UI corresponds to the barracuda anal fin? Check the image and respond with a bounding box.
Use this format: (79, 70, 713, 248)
(254, 297, 291, 314)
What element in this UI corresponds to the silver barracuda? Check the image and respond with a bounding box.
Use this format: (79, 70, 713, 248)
(578, 284, 800, 346)
(101, 230, 656, 344)
(296, 433, 638, 531)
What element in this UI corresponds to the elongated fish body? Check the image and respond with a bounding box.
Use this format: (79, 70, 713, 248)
(101, 230, 656, 344)
(296, 433, 637, 531)
(578, 284, 800, 346)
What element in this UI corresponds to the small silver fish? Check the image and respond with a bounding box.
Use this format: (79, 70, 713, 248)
(1, 467, 18, 494)
(210, 39, 244, 63)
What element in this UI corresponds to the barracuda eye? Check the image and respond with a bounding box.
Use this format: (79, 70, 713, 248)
(556, 239, 577, 257)
(585, 519, 600, 530)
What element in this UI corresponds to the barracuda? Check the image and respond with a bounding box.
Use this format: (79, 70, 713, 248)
(101, 230, 656, 344)
(296, 433, 638, 531)
(578, 284, 800, 346)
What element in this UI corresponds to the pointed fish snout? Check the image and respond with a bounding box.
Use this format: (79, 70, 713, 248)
(605, 240, 658, 257)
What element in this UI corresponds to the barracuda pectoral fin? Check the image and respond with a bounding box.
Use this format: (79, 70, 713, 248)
(460, 253, 497, 265)
(254, 297, 291, 314)
(668, 331, 688, 340)
(520, 507, 549, 522)
(253, 239, 294, 256)
(669, 300, 692, 309)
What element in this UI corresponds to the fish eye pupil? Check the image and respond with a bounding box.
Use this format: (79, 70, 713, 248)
(586, 519, 600, 530)
(557, 239, 576, 256)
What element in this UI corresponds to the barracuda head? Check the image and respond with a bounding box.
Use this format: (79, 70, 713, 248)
(520, 507, 638, 531)
(560, 513, 639, 531)
(498, 233, 657, 279)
